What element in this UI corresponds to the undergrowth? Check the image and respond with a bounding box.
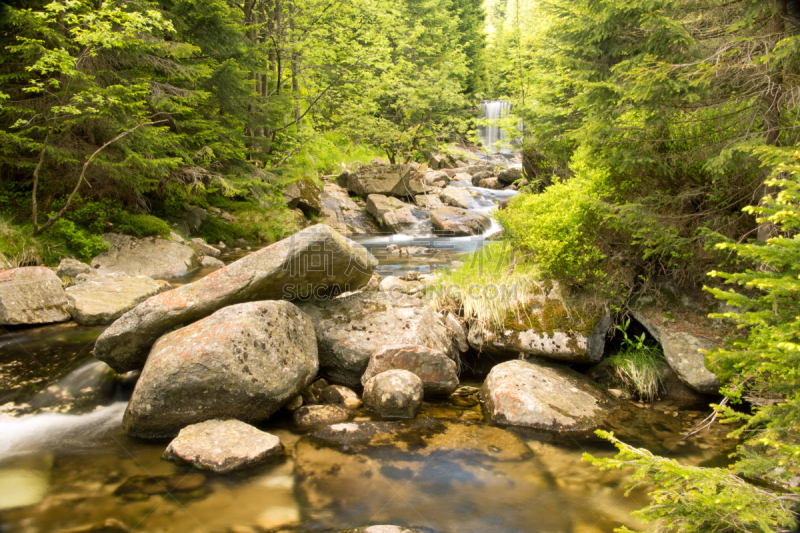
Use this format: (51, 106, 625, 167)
(425, 242, 540, 328)
(606, 319, 666, 402)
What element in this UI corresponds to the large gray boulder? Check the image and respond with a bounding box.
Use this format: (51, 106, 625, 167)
(631, 309, 720, 394)
(94, 224, 376, 373)
(66, 273, 163, 326)
(463, 164, 495, 176)
(284, 177, 322, 216)
(189, 238, 220, 258)
(347, 164, 425, 198)
(297, 292, 458, 388)
(430, 207, 491, 236)
(163, 419, 282, 473)
(414, 194, 445, 209)
(471, 170, 495, 186)
(363, 369, 424, 419)
(91, 233, 199, 280)
(56, 258, 95, 278)
(0, 267, 71, 325)
(365, 194, 423, 233)
(319, 183, 381, 236)
(439, 187, 476, 209)
(468, 294, 612, 364)
(361, 345, 458, 396)
(480, 360, 613, 431)
(422, 171, 450, 187)
(123, 300, 318, 438)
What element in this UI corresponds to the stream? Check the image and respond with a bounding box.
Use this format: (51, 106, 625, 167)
(0, 160, 738, 533)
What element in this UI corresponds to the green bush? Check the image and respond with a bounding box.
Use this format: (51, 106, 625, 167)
(0, 217, 43, 266)
(115, 213, 171, 238)
(48, 219, 109, 263)
(287, 130, 385, 178)
(496, 176, 604, 285)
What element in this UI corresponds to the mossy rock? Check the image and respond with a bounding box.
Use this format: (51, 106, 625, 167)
(467, 293, 611, 364)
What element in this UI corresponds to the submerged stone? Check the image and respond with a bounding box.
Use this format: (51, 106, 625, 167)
(163, 419, 282, 473)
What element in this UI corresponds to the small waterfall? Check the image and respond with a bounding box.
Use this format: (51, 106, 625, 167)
(478, 100, 515, 154)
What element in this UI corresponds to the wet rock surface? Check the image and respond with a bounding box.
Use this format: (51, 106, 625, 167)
(363, 369, 424, 419)
(297, 292, 457, 388)
(94, 225, 376, 373)
(163, 419, 282, 473)
(480, 360, 615, 432)
(65, 273, 162, 326)
(123, 300, 318, 438)
(361, 345, 458, 396)
(293, 404, 353, 428)
(90, 233, 199, 280)
(366, 194, 423, 233)
(0, 267, 71, 325)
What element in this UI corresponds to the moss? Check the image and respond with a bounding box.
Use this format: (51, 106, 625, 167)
(502, 297, 604, 338)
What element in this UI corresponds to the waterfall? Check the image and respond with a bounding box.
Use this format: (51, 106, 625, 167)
(478, 100, 515, 153)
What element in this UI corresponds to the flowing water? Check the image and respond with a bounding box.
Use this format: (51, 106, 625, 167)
(478, 101, 517, 154)
(0, 173, 738, 533)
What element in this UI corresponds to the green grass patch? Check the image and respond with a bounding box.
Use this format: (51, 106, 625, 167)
(425, 241, 541, 328)
(286, 130, 385, 178)
(115, 213, 172, 238)
(606, 319, 666, 401)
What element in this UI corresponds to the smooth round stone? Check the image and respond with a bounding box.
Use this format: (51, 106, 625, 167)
(363, 369, 423, 419)
(163, 419, 282, 473)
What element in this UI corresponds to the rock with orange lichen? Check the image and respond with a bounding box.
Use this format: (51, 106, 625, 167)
(123, 300, 318, 438)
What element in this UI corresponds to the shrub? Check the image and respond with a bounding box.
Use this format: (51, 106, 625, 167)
(115, 213, 171, 238)
(0, 217, 43, 266)
(48, 219, 109, 263)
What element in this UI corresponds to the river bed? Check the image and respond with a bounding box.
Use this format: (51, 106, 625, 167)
(0, 165, 737, 533)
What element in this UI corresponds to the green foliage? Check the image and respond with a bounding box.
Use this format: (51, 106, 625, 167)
(285, 130, 385, 178)
(495, 150, 606, 285)
(47, 218, 108, 262)
(607, 319, 666, 402)
(115, 213, 171, 239)
(0, 216, 43, 266)
(585, 431, 797, 533)
(586, 146, 800, 532)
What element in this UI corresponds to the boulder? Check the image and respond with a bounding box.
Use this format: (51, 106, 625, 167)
(165, 217, 191, 238)
(65, 273, 163, 326)
(379, 275, 409, 295)
(478, 177, 503, 190)
(497, 168, 523, 184)
(346, 164, 425, 198)
(0, 267, 71, 325)
(361, 345, 459, 396)
(94, 225, 377, 373)
(414, 194, 445, 209)
(284, 177, 322, 216)
(200, 256, 225, 268)
(452, 172, 472, 182)
(169, 231, 185, 244)
(297, 292, 458, 388)
(293, 405, 352, 428)
(631, 309, 720, 394)
(463, 164, 494, 176)
(123, 300, 319, 438)
(467, 294, 611, 364)
(439, 187, 476, 209)
(185, 206, 207, 232)
(430, 207, 491, 236)
(480, 360, 614, 431)
(190, 238, 221, 258)
(319, 385, 362, 409)
(363, 369, 424, 419)
(319, 183, 381, 236)
(163, 419, 282, 473)
(445, 313, 469, 352)
(422, 171, 450, 187)
(365, 194, 423, 233)
(91, 233, 199, 280)
(471, 170, 495, 186)
(428, 155, 451, 170)
(57, 258, 95, 278)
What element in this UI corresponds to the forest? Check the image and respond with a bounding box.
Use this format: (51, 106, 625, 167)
(0, 0, 799, 531)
